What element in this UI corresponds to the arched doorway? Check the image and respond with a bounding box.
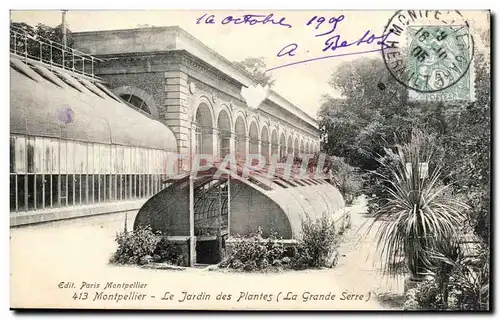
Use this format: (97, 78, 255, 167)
(261, 126, 269, 161)
(280, 133, 286, 160)
(271, 129, 278, 159)
(234, 116, 246, 162)
(300, 140, 305, 154)
(294, 137, 299, 155)
(287, 136, 293, 155)
(305, 141, 310, 154)
(249, 121, 259, 155)
(217, 110, 231, 159)
(195, 103, 213, 155)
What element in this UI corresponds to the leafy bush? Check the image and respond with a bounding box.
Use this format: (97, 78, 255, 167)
(404, 280, 443, 310)
(220, 227, 286, 272)
(153, 237, 186, 266)
(328, 156, 364, 205)
(290, 214, 339, 270)
(368, 130, 467, 278)
(110, 225, 162, 265)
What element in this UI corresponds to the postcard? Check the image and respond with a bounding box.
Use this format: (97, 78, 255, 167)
(9, 9, 490, 311)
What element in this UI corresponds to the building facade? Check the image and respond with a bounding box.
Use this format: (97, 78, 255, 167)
(10, 26, 323, 227)
(72, 26, 321, 164)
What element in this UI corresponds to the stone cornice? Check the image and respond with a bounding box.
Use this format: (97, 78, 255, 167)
(73, 26, 318, 129)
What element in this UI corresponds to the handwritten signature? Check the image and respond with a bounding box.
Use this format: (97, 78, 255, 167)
(196, 13, 292, 28)
(195, 13, 392, 72)
(270, 15, 391, 71)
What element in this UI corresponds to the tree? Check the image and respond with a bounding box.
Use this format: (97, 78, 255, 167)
(318, 57, 414, 170)
(10, 21, 74, 66)
(233, 57, 275, 87)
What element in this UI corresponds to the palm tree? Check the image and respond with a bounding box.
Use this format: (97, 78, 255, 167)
(369, 130, 467, 281)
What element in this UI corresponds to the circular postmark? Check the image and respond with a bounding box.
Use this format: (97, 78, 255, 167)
(381, 10, 474, 93)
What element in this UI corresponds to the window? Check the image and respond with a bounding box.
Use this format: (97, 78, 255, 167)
(9, 134, 169, 213)
(120, 94, 151, 114)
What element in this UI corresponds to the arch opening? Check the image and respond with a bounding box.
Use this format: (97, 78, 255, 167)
(234, 116, 246, 162)
(261, 126, 270, 161)
(217, 110, 231, 159)
(120, 94, 151, 114)
(271, 129, 278, 159)
(279, 133, 286, 160)
(249, 122, 259, 155)
(195, 103, 213, 155)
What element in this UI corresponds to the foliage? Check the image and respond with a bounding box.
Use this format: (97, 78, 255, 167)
(290, 214, 339, 270)
(368, 129, 468, 278)
(318, 58, 414, 171)
(320, 52, 490, 249)
(153, 237, 186, 266)
(220, 227, 286, 272)
(429, 237, 490, 310)
(404, 280, 443, 310)
(10, 21, 75, 66)
(110, 226, 162, 265)
(221, 217, 339, 272)
(328, 156, 364, 205)
(233, 57, 275, 87)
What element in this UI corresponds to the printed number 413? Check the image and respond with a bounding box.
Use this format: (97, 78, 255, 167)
(73, 292, 88, 300)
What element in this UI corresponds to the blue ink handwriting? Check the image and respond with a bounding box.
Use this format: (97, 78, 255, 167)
(196, 13, 292, 28)
(305, 15, 345, 37)
(268, 15, 393, 71)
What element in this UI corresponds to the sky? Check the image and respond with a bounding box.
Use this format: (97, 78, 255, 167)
(10, 10, 489, 118)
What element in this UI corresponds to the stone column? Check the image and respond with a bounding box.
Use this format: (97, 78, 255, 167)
(164, 68, 189, 157)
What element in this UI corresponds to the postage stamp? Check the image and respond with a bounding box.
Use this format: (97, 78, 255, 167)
(381, 10, 475, 99)
(8, 9, 490, 312)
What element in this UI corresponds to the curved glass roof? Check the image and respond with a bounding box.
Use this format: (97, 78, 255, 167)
(10, 56, 178, 152)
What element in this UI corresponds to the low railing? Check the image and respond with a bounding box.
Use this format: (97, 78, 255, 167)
(10, 25, 104, 79)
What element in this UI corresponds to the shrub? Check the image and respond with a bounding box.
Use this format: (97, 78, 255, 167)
(153, 237, 185, 266)
(290, 214, 338, 270)
(328, 156, 364, 205)
(221, 227, 286, 272)
(110, 225, 162, 265)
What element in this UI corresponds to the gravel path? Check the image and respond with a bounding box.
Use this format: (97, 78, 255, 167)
(10, 197, 403, 310)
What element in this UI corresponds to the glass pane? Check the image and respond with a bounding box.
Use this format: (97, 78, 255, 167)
(108, 174, 114, 201)
(18, 175, 26, 211)
(51, 140, 59, 174)
(67, 141, 75, 174)
(68, 174, 74, 206)
(74, 174, 81, 205)
(51, 175, 59, 207)
(10, 175, 16, 211)
(44, 139, 52, 173)
(131, 174, 136, 199)
(44, 174, 51, 208)
(27, 174, 35, 210)
(10, 137, 15, 173)
(35, 137, 44, 173)
(60, 175, 68, 207)
(81, 174, 88, 204)
(99, 175, 105, 202)
(93, 175, 99, 203)
(60, 141, 67, 174)
(27, 137, 35, 173)
(36, 175, 44, 209)
(121, 175, 126, 200)
(15, 136, 26, 173)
